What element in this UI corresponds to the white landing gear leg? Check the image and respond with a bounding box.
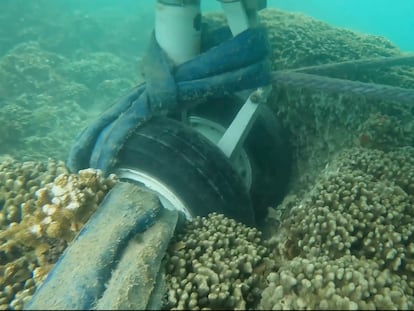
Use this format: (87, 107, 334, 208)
(217, 0, 270, 163)
(155, 0, 202, 65)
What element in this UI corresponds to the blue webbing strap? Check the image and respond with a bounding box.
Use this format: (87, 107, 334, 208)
(67, 26, 271, 175)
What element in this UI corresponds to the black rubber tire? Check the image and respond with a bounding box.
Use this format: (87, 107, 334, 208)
(116, 117, 256, 227)
(184, 95, 292, 223)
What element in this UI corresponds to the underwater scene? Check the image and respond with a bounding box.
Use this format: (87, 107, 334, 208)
(0, 0, 414, 309)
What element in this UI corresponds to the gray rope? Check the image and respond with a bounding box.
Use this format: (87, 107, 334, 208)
(290, 53, 414, 75)
(272, 71, 414, 104)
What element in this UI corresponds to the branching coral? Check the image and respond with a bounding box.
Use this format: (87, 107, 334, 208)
(162, 213, 275, 310)
(260, 255, 413, 310)
(261, 146, 414, 309)
(0, 158, 116, 310)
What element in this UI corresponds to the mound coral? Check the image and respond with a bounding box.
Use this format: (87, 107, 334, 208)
(257, 8, 414, 191)
(0, 41, 137, 162)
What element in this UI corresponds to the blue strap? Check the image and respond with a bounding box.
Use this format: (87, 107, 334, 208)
(66, 85, 144, 171)
(175, 27, 269, 81)
(143, 31, 178, 113)
(67, 26, 271, 174)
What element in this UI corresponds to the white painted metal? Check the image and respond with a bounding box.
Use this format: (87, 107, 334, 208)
(220, 1, 251, 36)
(155, 0, 201, 64)
(189, 116, 253, 189)
(217, 86, 272, 162)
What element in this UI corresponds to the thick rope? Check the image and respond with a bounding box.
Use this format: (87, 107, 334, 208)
(272, 70, 414, 104)
(290, 53, 414, 75)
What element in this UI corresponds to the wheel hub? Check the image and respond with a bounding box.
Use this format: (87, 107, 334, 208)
(188, 116, 253, 190)
(116, 167, 193, 220)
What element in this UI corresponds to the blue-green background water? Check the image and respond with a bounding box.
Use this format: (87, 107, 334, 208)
(2, 0, 412, 56)
(61, 0, 414, 51)
(271, 0, 414, 51)
(203, 0, 414, 51)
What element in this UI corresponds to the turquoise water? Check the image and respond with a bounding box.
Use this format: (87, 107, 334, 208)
(270, 0, 414, 51)
(202, 0, 414, 51)
(57, 0, 414, 51)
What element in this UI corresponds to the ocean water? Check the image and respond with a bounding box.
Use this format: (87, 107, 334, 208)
(48, 0, 414, 51)
(1, 0, 412, 58)
(270, 0, 414, 51)
(202, 0, 414, 51)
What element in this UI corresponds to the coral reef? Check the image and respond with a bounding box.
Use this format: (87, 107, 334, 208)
(0, 40, 137, 161)
(0, 1, 148, 162)
(162, 213, 274, 310)
(260, 8, 414, 191)
(357, 113, 414, 150)
(259, 9, 400, 71)
(56, 50, 137, 108)
(0, 42, 66, 97)
(0, 156, 68, 228)
(260, 255, 413, 310)
(0, 157, 116, 310)
(261, 146, 414, 309)
(0, 0, 152, 59)
(0, 5, 413, 311)
(155, 11, 414, 308)
(204, 9, 414, 192)
(0, 42, 89, 161)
